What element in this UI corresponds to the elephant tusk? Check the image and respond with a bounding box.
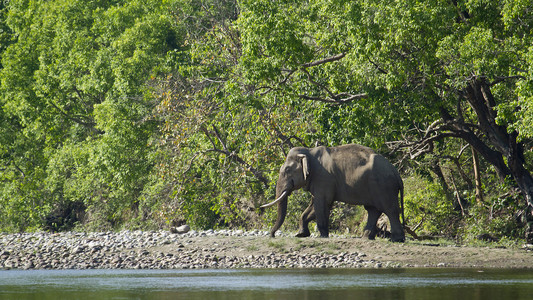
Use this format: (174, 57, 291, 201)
(260, 191, 288, 208)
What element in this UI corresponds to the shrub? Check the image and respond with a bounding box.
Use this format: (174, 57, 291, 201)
(404, 176, 459, 237)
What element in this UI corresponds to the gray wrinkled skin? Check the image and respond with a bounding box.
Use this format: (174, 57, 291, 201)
(268, 144, 405, 242)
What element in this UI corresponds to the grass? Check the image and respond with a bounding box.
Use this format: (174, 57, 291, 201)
(405, 235, 526, 250)
(327, 242, 342, 251)
(246, 244, 259, 251)
(268, 240, 287, 252)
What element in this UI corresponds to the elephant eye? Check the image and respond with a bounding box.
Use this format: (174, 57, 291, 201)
(283, 166, 292, 175)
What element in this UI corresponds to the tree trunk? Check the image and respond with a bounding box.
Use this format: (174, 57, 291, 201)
(429, 160, 453, 202)
(463, 79, 533, 242)
(471, 146, 484, 205)
(464, 80, 533, 204)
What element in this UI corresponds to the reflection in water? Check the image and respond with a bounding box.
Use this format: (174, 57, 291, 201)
(0, 268, 532, 300)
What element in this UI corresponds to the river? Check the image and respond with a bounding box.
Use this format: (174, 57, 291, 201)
(1, 268, 532, 300)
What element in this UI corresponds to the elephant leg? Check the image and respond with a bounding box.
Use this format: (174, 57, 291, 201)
(313, 197, 332, 238)
(363, 206, 381, 240)
(296, 200, 315, 237)
(384, 207, 405, 242)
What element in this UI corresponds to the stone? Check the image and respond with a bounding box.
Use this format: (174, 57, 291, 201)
(171, 225, 190, 234)
(0, 229, 388, 270)
(71, 245, 85, 254)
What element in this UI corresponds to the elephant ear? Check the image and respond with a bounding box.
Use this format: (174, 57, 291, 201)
(297, 154, 310, 180)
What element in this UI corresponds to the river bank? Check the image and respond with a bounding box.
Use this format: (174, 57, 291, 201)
(1, 230, 532, 270)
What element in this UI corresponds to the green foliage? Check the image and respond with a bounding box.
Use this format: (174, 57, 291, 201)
(459, 177, 527, 243)
(237, 0, 454, 149)
(461, 205, 525, 244)
(1, 0, 532, 244)
(404, 175, 458, 236)
(237, 0, 533, 242)
(403, 170, 529, 243)
(0, 0, 182, 231)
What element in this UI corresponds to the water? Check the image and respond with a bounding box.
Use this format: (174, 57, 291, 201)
(1, 268, 532, 300)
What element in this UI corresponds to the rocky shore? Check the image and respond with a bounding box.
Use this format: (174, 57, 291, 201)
(0, 230, 385, 270)
(2, 229, 532, 270)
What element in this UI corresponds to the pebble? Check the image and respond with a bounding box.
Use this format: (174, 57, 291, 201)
(0, 229, 389, 270)
(172, 225, 190, 234)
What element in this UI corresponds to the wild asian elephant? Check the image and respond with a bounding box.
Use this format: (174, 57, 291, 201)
(261, 144, 405, 242)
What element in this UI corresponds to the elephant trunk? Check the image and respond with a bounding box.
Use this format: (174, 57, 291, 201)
(270, 188, 289, 237)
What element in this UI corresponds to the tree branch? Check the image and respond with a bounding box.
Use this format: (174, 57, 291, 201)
(301, 53, 346, 68)
(299, 93, 368, 105)
(201, 125, 269, 187)
(387, 131, 460, 159)
(47, 99, 104, 134)
(301, 68, 337, 100)
(390, 100, 513, 179)
(490, 75, 526, 86)
(181, 151, 208, 176)
(0, 157, 26, 179)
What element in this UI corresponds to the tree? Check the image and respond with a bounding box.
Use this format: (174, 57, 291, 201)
(0, 0, 183, 230)
(238, 0, 533, 240)
(152, 0, 317, 229)
(2, 0, 532, 238)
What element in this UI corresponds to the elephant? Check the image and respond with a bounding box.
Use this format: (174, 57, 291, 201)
(261, 144, 405, 242)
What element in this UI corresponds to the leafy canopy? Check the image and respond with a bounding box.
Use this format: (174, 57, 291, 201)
(0, 0, 183, 231)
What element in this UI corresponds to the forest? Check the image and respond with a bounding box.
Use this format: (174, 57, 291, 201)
(1, 0, 533, 244)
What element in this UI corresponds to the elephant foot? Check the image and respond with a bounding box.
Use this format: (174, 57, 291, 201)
(390, 233, 405, 243)
(317, 225, 329, 238)
(295, 230, 310, 238)
(391, 237, 405, 243)
(363, 229, 377, 240)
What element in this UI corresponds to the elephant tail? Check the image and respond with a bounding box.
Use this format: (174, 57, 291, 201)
(400, 179, 406, 227)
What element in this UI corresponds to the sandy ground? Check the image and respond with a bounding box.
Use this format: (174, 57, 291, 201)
(2, 230, 532, 269)
(151, 233, 533, 268)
